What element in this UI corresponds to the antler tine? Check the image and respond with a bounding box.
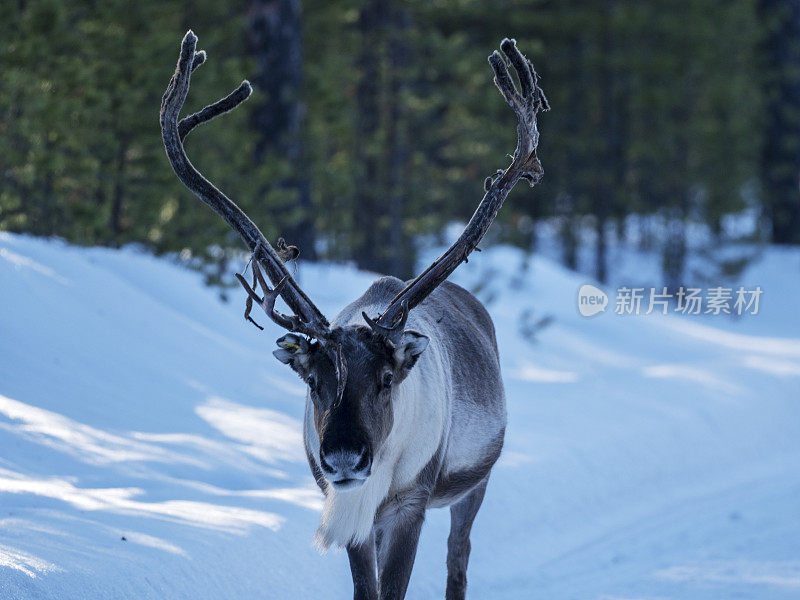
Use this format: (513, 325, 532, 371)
(178, 81, 253, 142)
(374, 38, 548, 334)
(492, 38, 549, 181)
(362, 300, 408, 346)
(235, 261, 319, 336)
(160, 31, 330, 341)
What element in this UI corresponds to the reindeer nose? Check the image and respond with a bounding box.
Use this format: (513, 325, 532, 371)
(319, 444, 371, 484)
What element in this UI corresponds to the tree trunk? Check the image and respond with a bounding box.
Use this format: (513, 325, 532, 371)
(109, 137, 129, 244)
(353, 0, 389, 274)
(558, 194, 578, 271)
(758, 0, 800, 244)
(386, 7, 413, 278)
(247, 0, 317, 259)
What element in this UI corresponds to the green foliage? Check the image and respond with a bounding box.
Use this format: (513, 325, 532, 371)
(2, 0, 266, 260)
(0, 0, 772, 283)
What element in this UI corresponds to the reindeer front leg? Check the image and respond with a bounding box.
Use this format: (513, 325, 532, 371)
(347, 532, 378, 600)
(347, 531, 378, 600)
(375, 493, 428, 600)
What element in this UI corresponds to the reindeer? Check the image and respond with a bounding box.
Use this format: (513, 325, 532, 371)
(160, 31, 547, 600)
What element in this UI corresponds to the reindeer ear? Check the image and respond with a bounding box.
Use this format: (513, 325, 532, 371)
(394, 330, 429, 375)
(273, 334, 313, 371)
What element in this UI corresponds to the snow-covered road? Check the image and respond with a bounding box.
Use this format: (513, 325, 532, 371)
(1, 231, 799, 599)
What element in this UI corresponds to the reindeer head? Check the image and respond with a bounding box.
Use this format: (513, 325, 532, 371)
(160, 32, 546, 490)
(273, 318, 428, 489)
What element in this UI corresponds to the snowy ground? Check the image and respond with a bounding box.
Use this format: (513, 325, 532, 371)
(1, 230, 799, 599)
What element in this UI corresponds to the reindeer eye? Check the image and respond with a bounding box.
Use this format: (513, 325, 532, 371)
(382, 372, 394, 389)
(307, 375, 317, 393)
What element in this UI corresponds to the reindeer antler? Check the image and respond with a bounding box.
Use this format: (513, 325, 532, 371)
(365, 38, 548, 339)
(160, 31, 331, 341)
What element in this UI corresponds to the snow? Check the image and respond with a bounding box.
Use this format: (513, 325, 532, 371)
(1, 230, 799, 599)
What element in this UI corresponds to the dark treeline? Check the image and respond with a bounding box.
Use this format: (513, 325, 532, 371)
(2, 0, 799, 284)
